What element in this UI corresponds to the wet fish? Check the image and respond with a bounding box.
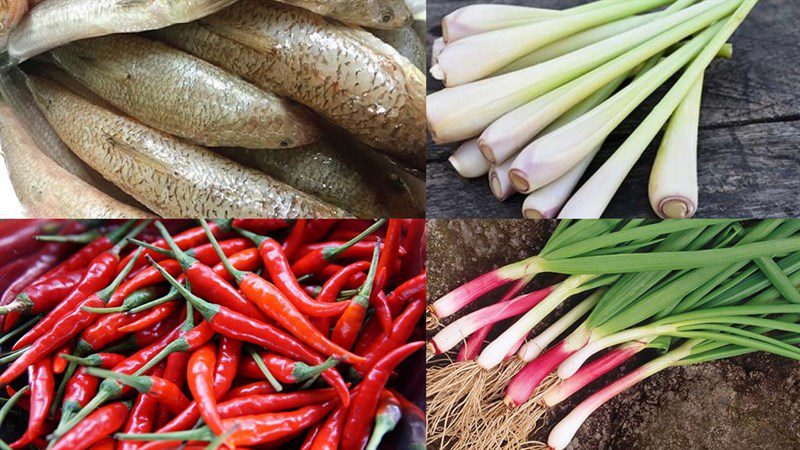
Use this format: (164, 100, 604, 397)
(217, 132, 425, 218)
(26, 76, 350, 219)
(51, 34, 320, 149)
(7, 0, 237, 62)
(0, 0, 27, 47)
(272, 0, 412, 29)
(368, 25, 426, 72)
(0, 64, 146, 209)
(0, 102, 151, 218)
(152, 0, 426, 168)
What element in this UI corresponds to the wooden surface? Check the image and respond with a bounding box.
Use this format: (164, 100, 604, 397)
(426, 0, 800, 218)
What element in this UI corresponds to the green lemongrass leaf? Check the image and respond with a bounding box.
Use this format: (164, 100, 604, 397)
(541, 220, 620, 256)
(540, 237, 800, 275)
(582, 238, 665, 256)
(653, 305, 800, 326)
(675, 323, 800, 357)
(675, 316, 800, 335)
(755, 257, 800, 304)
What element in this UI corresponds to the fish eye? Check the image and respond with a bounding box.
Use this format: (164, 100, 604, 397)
(381, 10, 394, 23)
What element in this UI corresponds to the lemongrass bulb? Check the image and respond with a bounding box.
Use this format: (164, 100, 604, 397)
(448, 139, 490, 178)
(431, 37, 445, 69)
(510, 22, 722, 194)
(436, 0, 673, 86)
(441, 5, 562, 43)
(426, 0, 733, 144)
(649, 74, 703, 219)
(523, 150, 597, 219)
(488, 157, 517, 201)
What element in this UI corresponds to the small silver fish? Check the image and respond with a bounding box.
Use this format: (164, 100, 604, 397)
(7, 0, 238, 62)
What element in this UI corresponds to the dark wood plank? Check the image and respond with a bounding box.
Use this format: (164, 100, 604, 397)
(426, 0, 800, 218)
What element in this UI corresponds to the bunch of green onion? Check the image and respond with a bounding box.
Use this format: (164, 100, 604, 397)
(426, 219, 800, 449)
(430, 0, 757, 219)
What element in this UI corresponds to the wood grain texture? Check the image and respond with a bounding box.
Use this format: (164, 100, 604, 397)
(426, 0, 800, 218)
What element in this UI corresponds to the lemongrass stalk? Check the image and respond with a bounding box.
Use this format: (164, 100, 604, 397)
(509, 23, 721, 194)
(542, 339, 651, 407)
(449, 138, 491, 178)
(434, 0, 673, 86)
(440, 0, 622, 43)
(649, 74, 704, 219)
(493, 12, 661, 76)
(479, 72, 624, 165)
(430, 285, 555, 355)
(548, 341, 696, 450)
(488, 157, 517, 201)
(427, 0, 736, 143)
(476, 275, 598, 370)
(441, 5, 563, 43)
(522, 152, 596, 219)
(518, 289, 603, 361)
(558, 0, 757, 218)
(431, 37, 445, 67)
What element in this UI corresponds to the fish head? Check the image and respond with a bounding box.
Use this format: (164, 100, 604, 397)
(366, 0, 413, 29)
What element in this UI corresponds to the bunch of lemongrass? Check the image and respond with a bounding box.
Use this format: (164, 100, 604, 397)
(426, 219, 800, 449)
(430, 0, 756, 219)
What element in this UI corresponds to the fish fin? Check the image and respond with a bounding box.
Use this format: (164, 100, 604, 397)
(100, 130, 173, 175)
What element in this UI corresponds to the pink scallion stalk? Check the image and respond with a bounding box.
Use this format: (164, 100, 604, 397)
(432, 284, 555, 355)
(457, 276, 533, 362)
(547, 342, 694, 450)
(542, 340, 647, 408)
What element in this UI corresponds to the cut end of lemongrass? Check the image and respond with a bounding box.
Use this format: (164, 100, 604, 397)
(449, 139, 491, 178)
(477, 138, 498, 165)
(657, 196, 697, 219)
(523, 208, 547, 220)
(429, 63, 444, 80)
(509, 168, 531, 193)
(489, 166, 516, 201)
(432, 37, 445, 66)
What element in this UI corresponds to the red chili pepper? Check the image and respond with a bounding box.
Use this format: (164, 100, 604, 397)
(223, 381, 276, 400)
(398, 220, 425, 283)
(0, 269, 83, 321)
(154, 351, 189, 428)
(0, 219, 52, 267)
(302, 422, 322, 450)
(39, 221, 137, 281)
(311, 403, 348, 450)
(107, 259, 182, 309)
(188, 343, 224, 435)
(217, 388, 340, 419)
(213, 335, 242, 399)
(136, 222, 268, 322)
(12, 221, 150, 351)
(87, 367, 190, 415)
(355, 298, 426, 375)
(368, 268, 393, 336)
(147, 259, 351, 408)
(58, 353, 127, 427)
(290, 220, 385, 277)
(8, 357, 54, 448)
(0, 221, 84, 331)
(376, 219, 402, 287)
(232, 219, 291, 234)
(116, 301, 179, 334)
(0, 249, 145, 387)
(76, 288, 166, 354)
(117, 365, 163, 450)
(50, 401, 131, 450)
(340, 342, 424, 450)
(388, 388, 425, 421)
(87, 437, 116, 450)
(209, 248, 262, 283)
(363, 390, 402, 450)
(282, 219, 307, 261)
(131, 312, 181, 348)
(239, 353, 339, 384)
(304, 220, 339, 242)
(117, 220, 232, 273)
(233, 226, 350, 317)
(332, 245, 381, 350)
(53, 343, 73, 374)
(316, 264, 367, 289)
(311, 261, 371, 335)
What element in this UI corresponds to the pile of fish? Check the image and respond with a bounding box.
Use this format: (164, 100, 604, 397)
(0, 0, 426, 218)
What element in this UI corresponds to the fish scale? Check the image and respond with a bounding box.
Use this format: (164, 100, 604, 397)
(153, 0, 425, 168)
(50, 34, 320, 149)
(26, 76, 350, 219)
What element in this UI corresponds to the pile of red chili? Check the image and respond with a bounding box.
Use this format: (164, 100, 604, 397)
(0, 219, 426, 450)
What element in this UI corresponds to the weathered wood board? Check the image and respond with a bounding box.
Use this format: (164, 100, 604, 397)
(426, 0, 800, 218)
